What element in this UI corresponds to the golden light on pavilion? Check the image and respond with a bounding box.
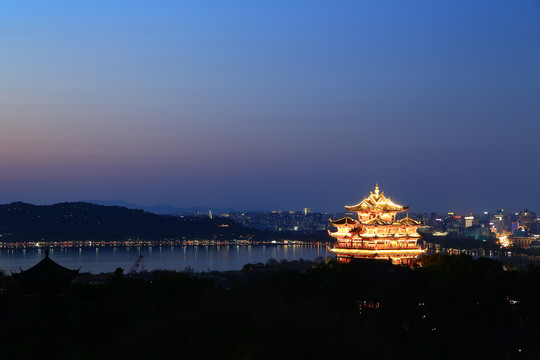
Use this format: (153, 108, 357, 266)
(498, 235, 510, 248)
(329, 184, 426, 265)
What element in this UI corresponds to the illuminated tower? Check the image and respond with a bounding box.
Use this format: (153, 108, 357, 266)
(328, 184, 426, 265)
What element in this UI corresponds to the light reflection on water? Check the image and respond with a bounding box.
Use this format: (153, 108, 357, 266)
(0, 245, 332, 274)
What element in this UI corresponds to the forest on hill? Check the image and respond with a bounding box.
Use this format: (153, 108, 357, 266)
(0, 202, 329, 242)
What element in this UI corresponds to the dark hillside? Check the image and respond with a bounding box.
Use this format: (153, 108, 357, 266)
(0, 202, 252, 241)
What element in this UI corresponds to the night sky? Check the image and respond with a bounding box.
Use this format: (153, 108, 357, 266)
(1, 1, 539, 213)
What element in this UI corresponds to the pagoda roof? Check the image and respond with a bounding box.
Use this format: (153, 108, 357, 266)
(12, 250, 79, 283)
(345, 184, 408, 213)
(330, 217, 357, 225)
(363, 216, 390, 226)
(399, 216, 422, 226)
(349, 225, 364, 235)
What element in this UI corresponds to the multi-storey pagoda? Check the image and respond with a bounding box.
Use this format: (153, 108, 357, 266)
(329, 184, 426, 265)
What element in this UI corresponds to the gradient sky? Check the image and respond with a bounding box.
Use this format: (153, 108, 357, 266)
(1, 1, 539, 213)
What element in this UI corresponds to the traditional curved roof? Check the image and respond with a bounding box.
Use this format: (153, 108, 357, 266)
(12, 250, 79, 283)
(349, 225, 364, 235)
(345, 184, 408, 213)
(363, 216, 390, 226)
(399, 217, 422, 226)
(330, 217, 357, 225)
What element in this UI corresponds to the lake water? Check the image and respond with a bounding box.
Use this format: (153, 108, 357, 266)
(0, 244, 333, 274)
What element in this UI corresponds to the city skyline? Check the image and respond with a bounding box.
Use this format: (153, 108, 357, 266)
(0, 197, 535, 218)
(1, 1, 539, 214)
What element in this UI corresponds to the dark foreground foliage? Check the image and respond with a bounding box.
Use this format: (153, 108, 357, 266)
(1, 254, 540, 359)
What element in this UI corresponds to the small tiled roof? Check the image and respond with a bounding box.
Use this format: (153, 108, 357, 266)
(399, 217, 422, 226)
(330, 217, 357, 225)
(12, 250, 79, 283)
(363, 217, 390, 226)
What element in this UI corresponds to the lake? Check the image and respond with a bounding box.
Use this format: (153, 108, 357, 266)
(0, 244, 333, 274)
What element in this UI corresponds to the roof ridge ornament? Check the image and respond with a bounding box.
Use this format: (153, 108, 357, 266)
(344, 185, 407, 212)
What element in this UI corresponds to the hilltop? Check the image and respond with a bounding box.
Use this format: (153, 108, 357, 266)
(0, 202, 251, 241)
(0, 202, 331, 242)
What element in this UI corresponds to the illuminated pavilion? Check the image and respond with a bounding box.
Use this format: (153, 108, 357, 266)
(329, 184, 426, 265)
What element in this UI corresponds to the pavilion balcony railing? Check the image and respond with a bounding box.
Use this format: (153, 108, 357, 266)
(335, 243, 422, 250)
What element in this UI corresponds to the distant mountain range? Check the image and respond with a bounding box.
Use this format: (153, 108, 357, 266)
(0, 202, 253, 241)
(83, 200, 239, 215)
(0, 202, 329, 242)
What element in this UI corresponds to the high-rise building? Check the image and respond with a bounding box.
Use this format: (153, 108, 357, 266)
(492, 215, 504, 235)
(519, 209, 537, 234)
(328, 184, 425, 265)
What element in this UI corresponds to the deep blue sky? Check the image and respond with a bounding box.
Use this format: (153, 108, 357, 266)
(1, 1, 539, 213)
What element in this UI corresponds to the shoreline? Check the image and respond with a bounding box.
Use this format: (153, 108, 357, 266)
(0, 239, 331, 248)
